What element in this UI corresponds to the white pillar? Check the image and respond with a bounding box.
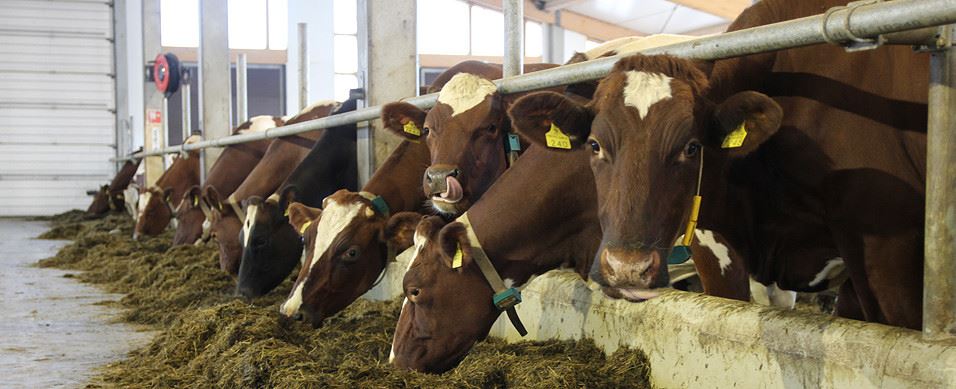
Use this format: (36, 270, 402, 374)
(142, 0, 164, 186)
(199, 0, 231, 172)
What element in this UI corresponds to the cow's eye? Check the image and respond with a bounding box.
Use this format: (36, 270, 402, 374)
(341, 246, 361, 262)
(587, 139, 601, 155)
(422, 127, 430, 136)
(684, 141, 701, 158)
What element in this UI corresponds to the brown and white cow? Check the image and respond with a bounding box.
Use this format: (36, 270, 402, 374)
(205, 101, 340, 276)
(511, 16, 927, 330)
(172, 115, 282, 246)
(278, 139, 430, 327)
(381, 61, 560, 217)
(389, 140, 752, 373)
(87, 154, 142, 215)
(133, 137, 201, 240)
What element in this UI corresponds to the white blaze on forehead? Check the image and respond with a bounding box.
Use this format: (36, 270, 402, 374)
(437, 73, 497, 117)
(137, 192, 151, 217)
(239, 115, 279, 134)
(242, 204, 259, 247)
(280, 197, 365, 317)
(623, 71, 673, 119)
(694, 229, 732, 276)
(808, 257, 845, 288)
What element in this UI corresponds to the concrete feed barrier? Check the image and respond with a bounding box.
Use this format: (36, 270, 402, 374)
(362, 250, 956, 388)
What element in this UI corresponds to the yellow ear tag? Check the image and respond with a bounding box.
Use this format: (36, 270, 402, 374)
(721, 122, 748, 149)
(403, 121, 421, 136)
(283, 208, 289, 217)
(298, 220, 312, 235)
(545, 123, 572, 149)
(193, 197, 199, 207)
(452, 244, 463, 269)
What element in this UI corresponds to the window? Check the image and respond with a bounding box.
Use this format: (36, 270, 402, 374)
(470, 6, 503, 56)
(160, 0, 287, 50)
(525, 21, 542, 57)
(333, 0, 359, 101)
(417, 0, 470, 55)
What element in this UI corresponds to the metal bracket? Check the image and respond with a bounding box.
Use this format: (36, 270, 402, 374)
(822, 0, 885, 52)
(916, 25, 956, 53)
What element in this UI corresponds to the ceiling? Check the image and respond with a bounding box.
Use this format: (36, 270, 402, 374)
(545, 0, 750, 35)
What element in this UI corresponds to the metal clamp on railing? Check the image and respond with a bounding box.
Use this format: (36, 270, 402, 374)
(823, 0, 886, 52)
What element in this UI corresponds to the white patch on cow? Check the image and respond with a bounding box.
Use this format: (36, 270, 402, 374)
(291, 100, 339, 120)
(279, 282, 306, 317)
(750, 278, 770, 305)
(390, 297, 409, 364)
(767, 283, 797, 309)
(694, 229, 732, 276)
(202, 219, 211, 232)
(137, 192, 151, 219)
(437, 73, 497, 117)
(239, 115, 279, 134)
(808, 257, 845, 288)
(169, 218, 179, 230)
(242, 203, 259, 248)
(279, 199, 365, 318)
(183, 135, 202, 144)
(623, 71, 673, 119)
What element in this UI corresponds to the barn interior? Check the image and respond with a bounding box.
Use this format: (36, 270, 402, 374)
(2, 0, 955, 387)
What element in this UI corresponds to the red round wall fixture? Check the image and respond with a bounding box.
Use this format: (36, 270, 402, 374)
(153, 53, 182, 97)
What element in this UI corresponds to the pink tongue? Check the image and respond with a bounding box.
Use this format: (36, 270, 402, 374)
(439, 176, 463, 203)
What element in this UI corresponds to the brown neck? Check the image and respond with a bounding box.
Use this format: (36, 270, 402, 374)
(467, 145, 600, 282)
(230, 132, 320, 200)
(363, 141, 431, 213)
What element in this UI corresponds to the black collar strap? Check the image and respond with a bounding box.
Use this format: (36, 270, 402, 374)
(458, 213, 528, 337)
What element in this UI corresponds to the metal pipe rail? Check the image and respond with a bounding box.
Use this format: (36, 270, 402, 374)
(131, 0, 956, 160)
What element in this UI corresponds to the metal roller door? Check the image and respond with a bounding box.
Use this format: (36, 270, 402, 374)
(0, 0, 116, 216)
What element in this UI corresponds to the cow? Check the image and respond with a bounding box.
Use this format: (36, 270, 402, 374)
(277, 139, 431, 327)
(204, 100, 343, 276)
(87, 152, 142, 215)
(133, 137, 201, 240)
(380, 61, 561, 218)
(509, 0, 928, 330)
(389, 134, 753, 372)
(171, 115, 282, 246)
(235, 99, 359, 298)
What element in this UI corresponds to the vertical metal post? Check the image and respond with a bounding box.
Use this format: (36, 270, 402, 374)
(199, 0, 231, 172)
(236, 53, 248, 122)
(181, 81, 191, 140)
(298, 23, 309, 110)
(503, 0, 524, 78)
(112, 0, 131, 169)
(356, 0, 373, 186)
(924, 24, 956, 340)
(161, 97, 169, 168)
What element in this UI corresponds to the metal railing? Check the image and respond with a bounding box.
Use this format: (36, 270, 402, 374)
(127, 0, 955, 159)
(122, 0, 956, 339)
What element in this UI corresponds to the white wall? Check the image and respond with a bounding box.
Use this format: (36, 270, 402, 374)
(562, 29, 587, 63)
(285, 0, 335, 115)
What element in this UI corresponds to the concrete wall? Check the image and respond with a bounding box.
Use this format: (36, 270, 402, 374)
(364, 251, 956, 388)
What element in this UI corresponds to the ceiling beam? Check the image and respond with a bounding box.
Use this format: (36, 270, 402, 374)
(668, 0, 750, 20)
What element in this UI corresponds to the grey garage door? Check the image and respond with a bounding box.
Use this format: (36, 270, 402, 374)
(0, 0, 116, 216)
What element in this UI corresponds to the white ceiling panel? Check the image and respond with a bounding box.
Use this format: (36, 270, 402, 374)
(566, 0, 674, 24)
(660, 6, 728, 33)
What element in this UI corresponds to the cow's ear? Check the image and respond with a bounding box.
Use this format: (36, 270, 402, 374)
(509, 91, 593, 151)
(163, 188, 174, 203)
(709, 91, 782, 158)
(203, 187, 224, 212)
(185, 186, 201, 208)
(437, 222, 473, 273)
(278, 186, 298, 218)
(381, 102, 427, 141)
(381, 211, 422, 252)
(286, 202, 322, 236)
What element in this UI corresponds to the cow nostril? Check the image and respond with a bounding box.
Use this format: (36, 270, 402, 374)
(449, 169, 460, 177)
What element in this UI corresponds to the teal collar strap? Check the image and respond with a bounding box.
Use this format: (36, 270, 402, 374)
(359, 191, 390, 218)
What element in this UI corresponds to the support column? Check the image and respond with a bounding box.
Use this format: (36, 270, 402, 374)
(503, 0, 524, 77)
(543, 14, 565, 64)
(924, 24, 956, 340)
(365, 0, 416, 169)
(142, 0, 164, 185)
(199, 0, 231, 173)
(112, 0, 131, 166)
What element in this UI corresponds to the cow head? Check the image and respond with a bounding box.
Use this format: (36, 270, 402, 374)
(171, 185, 206, 246)
(133, 185, 173, 240)
(382, 73, 509, 217)
(86, 184, 112, 215)
(390, 217, 500, 373)
(235, 192, 304, 298)
(203, 186, 243, 276)
(278, 192, 417, 328)
(509, 54, 782, 300)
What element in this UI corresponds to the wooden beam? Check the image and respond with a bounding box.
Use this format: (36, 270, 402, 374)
(561, 10, 643, 41)
(540, 0, 589, 11)
(668, 0, 750, 20)
(468, 0, 556, 24)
